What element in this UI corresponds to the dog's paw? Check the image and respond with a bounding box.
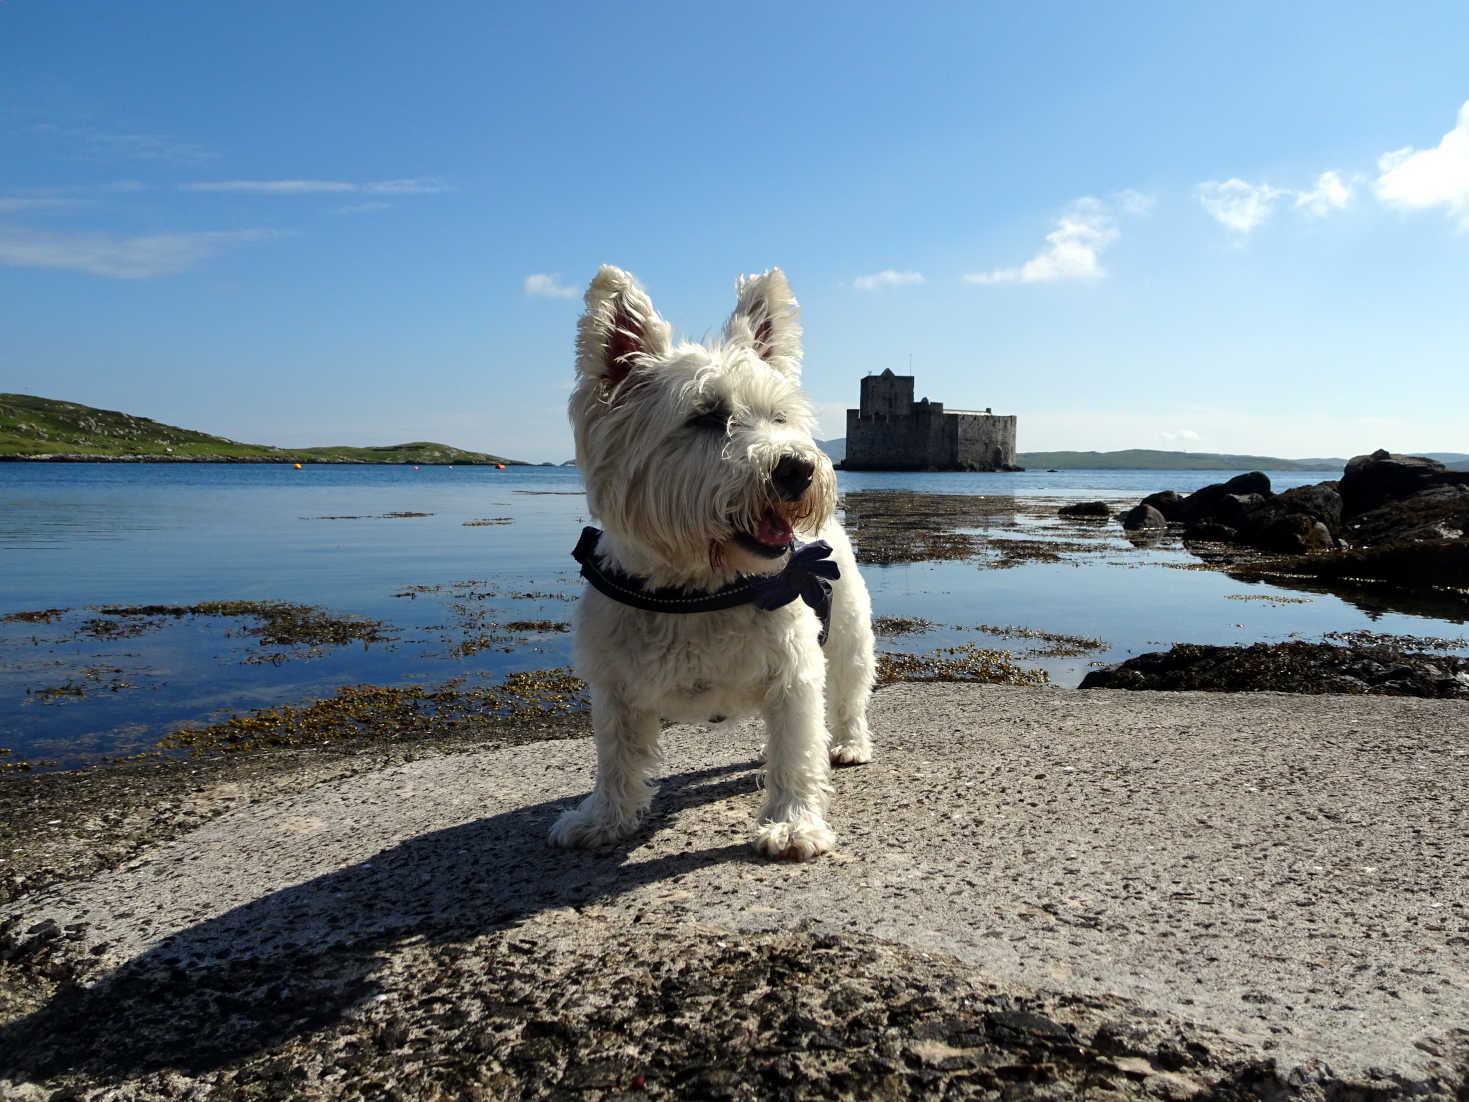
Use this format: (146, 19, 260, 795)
(754, 817, 836, 861)
(548, 803, 638, 849)
(829, 740, 872, 766)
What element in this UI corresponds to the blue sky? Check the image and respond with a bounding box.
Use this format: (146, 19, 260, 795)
(3, 1, 1467, 463)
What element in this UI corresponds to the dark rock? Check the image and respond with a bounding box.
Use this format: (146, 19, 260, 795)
(1215, 492, 1268, 531)
(1080, 641, 1469, 699)
(1125, 452, 1469, 599)
(1178, 472, 1272, 523)
(1121, 504, 1166, 531)
(1058, 501, 1110, 518)
(1221, 470, 1273, 497)
(1140, 490, 1184, 521)
(1277, 482, 1343, 535)
(1183, 522, 1238, 543)
(1340, 450, 1450, 517)
(1254, 514, 1334, 555)
(1280, 539, 1469, 591)
(1345, 484, 1469, 547)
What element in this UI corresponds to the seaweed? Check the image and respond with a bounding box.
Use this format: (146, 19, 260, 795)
(159, 668, 590, 755)
(877, 645, 1049, 687)
(1, 609, 67, 624)
(93, 601, 391, 648)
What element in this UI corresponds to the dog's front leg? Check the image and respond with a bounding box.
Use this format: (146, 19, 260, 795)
(755, 676, 836, 860)
(549, 690, 660, 849)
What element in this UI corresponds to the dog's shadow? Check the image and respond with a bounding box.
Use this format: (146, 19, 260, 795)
(2, 760, 763, 1082)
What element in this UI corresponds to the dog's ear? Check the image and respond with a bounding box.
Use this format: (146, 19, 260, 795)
(726, 268, 802, 377)
(576, 265, 672, 392)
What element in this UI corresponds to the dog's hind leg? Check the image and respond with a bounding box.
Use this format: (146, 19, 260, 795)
(755, 673, 836, 860)
(549, 691, 660, 848)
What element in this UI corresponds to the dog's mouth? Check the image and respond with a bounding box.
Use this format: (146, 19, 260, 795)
(732, 509, 794, 558)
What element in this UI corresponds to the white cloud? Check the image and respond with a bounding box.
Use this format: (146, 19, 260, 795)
(1375, 98, 1469, 228)
(853, 269, 925, 291)
(965, 197, 1120, 284)
(1294, 170, 1352, 216)
(1197, 178, 1285, 233)
(524, 273, 577, 299)
(0, 228, 279, 278)
(1160, 428, 1201, 444)
(1200, 171, 1353, 232)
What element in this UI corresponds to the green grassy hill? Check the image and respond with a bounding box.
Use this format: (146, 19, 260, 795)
(1016, 449, 1345, 471)
(0, 394, 524, 465)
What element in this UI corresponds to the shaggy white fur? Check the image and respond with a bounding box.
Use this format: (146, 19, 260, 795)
(550, 265, 876, 860)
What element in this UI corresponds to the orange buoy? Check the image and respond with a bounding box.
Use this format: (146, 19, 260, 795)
(496, 463, 506, 470)
(293, 463, 302, 470)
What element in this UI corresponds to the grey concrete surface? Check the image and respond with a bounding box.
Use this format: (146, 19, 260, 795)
(5, 684, 1467, 1081)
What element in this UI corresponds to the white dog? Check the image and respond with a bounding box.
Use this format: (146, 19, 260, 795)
(549, 265, 875, 861)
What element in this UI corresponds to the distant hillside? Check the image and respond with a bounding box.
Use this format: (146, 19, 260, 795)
(816, 438, 846, 464)
(817, 439, 1347, 471)
(1448, 459, 1469, 473)
(0, 394, 524, 465)
(1017, 449, 1345, 472)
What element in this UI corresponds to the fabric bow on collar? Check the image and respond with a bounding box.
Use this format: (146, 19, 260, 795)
(571, 526, 839, 645)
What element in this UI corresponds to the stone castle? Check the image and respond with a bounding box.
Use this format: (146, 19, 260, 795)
(842, 369, 1019, 471)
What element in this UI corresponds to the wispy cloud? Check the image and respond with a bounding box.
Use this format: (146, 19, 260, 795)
(0, 228, 280, 279)
(333, 201, 392, 215)
(524, 273, 577, 299)
(853, 269, 925, 291)
(1198, 171, 1352, 233)
(965, 196, 1122, 284)
(33, 123, 217, 164)
(1197, 179, 1286, 234)
(0, 196, 89, 213)
(181, 177, 450, 196)
(364, 177, 450, 195)
(181, 179, 357, 194)
(1160, 428, 1201, 444)
(1375, 98, 1469, 229)
(1113, 189, 1157, 216)
(1294, 171, 1352, 216)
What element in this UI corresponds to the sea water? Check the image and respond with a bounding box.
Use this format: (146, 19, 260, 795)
(2, 463, 1463, 766)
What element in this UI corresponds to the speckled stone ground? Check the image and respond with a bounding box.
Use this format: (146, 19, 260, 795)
(2, 684, 1467, 1098)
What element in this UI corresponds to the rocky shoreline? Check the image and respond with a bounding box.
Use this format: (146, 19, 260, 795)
(1117, 449, 1469, 603)
(1081, 639, 1469, 697)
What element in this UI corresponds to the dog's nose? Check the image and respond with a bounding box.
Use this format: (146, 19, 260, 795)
(771, 455, 815, 502)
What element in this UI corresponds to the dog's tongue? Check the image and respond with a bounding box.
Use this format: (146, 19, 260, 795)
(755, 511, 794, 548)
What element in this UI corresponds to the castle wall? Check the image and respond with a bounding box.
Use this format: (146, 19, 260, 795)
(859, 372, 913, 417)
(953, 413, 1017, 470)
(844, 408, 929, 469)
(844, 371, 1018, 471)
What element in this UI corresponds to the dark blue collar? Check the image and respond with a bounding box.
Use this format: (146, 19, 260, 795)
(571, 526, 839, 645)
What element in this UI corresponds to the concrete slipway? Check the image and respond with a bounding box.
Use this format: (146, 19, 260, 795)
(2, 684, 1466, 1096)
